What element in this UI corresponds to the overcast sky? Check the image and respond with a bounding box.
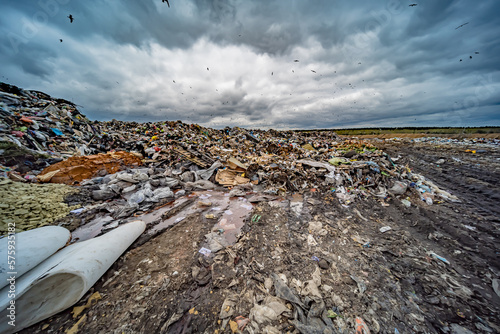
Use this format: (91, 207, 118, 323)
(1, 0, 499, 129)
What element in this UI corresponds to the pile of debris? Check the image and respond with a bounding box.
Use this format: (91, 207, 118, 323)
(0, 82, 464, 237)
(1, 83, 459, 219)
(0, 82, 100, 158)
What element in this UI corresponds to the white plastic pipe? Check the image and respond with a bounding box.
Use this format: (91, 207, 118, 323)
(0, 226, 71, 290)
(0, 220, 145, 334)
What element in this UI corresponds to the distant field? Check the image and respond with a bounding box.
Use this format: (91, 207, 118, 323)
(294, 127, 500, 139)
(330, 127, 500, 136)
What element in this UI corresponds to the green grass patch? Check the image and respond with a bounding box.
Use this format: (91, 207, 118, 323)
(296, 127, 500, 136)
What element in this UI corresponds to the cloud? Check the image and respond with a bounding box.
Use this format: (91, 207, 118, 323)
(0, 0, 499, 129)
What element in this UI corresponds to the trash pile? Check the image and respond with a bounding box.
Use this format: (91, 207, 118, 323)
(1, 81, 462, 228)
(0, 82, 100, 159)
(0, 84, 457, 219)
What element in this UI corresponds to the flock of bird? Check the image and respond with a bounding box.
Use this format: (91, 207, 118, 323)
(54, 1, 481, 127)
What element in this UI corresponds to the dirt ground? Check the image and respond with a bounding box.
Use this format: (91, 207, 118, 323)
(22, 140, 500, 334)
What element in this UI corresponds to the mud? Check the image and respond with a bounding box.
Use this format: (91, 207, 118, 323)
(21, 140, 500, 334)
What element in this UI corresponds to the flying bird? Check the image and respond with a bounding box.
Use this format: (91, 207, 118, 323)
(311, 70, 316, 73)
(207, 67, 209, 71)
(294, 60, 299, 62)
(469, 56, 472, 59)
(271, 72, 273, 75)
(162, 0, 170, 7)
(67, 14, 74, 23)
(409, 4, 417, 6)
(455, 22, 469, 29)
(59, 39, 63, 42)
(475, 51, 479, 54)
(459, 59, 462, 62)
(173, 80, 176, 83)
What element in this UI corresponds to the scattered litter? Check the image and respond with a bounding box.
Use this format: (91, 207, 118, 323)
(240, 203, 253, 210)
(401, 199, 411, 207)
(379, 226, 392, 233)
(198, 247, 212, 256)
(355, 317, 370, 334)
(350, 275, 367, 294)
(429, 252, 450, 265)
(492, 279, 500, 298)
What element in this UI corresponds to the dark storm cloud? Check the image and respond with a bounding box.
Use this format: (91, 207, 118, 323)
(0, 0, 499, 129)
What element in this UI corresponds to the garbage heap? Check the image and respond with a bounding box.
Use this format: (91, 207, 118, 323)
(0, 82, 462, 232)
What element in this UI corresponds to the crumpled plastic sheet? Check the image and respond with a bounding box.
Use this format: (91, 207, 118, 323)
(271, 273, 336, 334)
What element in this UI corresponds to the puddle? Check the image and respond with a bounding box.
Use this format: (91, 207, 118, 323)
(269, 198, 289, 209)
(148, 200, 202, 234)
(213, 197, 254, 245)
(71, 215, 114, 242)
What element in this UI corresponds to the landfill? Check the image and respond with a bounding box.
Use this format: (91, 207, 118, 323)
(1, 82, 499, 333)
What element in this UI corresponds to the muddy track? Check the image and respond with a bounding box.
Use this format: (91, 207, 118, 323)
(380, 141, 500, 283)
(380, 142, 500, 217)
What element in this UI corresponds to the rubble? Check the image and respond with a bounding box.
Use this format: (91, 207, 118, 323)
(1, 82, 499, 333)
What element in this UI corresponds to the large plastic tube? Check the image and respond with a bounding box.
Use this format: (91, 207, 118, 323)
(0, 220, 145, 334)
(0, 226, 71, 290)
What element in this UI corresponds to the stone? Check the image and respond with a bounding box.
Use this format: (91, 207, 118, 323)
(92, 189, 116, 201)
(14, 209, 29, 215)
(344, 150, 357, 158)
(319, 259, 329, 270)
